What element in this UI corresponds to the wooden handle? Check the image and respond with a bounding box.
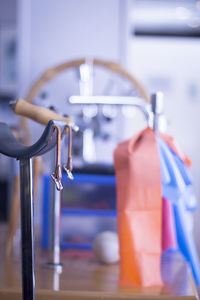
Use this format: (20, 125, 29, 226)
(13, 98, 72, 126)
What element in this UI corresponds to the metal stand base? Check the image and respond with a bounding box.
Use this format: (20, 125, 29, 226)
(44, 262, 63, 272)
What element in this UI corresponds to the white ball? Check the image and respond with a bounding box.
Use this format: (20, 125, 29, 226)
(93, 231, 120, 264)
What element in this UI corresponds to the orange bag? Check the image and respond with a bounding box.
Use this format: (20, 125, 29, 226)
(114, 127, 163, 287)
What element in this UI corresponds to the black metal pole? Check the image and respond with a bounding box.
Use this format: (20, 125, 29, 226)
(19, 158, 35, 300)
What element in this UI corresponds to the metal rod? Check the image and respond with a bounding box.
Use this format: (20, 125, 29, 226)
(19, 158, 35, 300)
(46, 147, 62, 271)
(69, 95, 150, 122)
(48, 184, 62, 266)
(69, 95, 147, 105)
(151, 92, 164, 132)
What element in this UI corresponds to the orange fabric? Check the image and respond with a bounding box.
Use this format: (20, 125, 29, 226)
(114, 127, 163, 287)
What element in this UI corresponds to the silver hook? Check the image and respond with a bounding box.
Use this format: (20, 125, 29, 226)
(51, 165, 63, 191)
(63, 125, 74, 180)
(63, 165, 74, 180)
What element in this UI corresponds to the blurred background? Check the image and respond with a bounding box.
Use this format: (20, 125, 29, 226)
(0, 0, 200, 250)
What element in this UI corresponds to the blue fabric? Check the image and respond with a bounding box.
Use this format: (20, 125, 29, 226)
(173, 199, 200, 285)
(156, 136, 197, 210)
(156, 135, 200, 285)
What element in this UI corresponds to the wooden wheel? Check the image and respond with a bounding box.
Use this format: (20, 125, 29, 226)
(6, 58, 149, 256)
(20, 58, 149, 144)
(25, 58, 149, 104)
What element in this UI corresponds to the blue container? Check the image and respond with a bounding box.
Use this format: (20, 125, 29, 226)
(41, 173, 117, 249)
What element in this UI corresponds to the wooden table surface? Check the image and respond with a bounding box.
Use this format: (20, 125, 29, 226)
(0, 223, 198, 300)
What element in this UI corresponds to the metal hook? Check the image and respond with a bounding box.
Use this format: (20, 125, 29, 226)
(63, 125, 74, 180)
(50, 125, 63, 191)
(63, 166, 74, 180)
(51, 165, 63, 191)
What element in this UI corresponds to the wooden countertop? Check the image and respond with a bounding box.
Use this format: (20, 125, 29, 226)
(0, 223, 198, 299)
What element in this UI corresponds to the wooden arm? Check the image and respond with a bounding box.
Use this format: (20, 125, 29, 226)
(10, 99, 73, 127)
